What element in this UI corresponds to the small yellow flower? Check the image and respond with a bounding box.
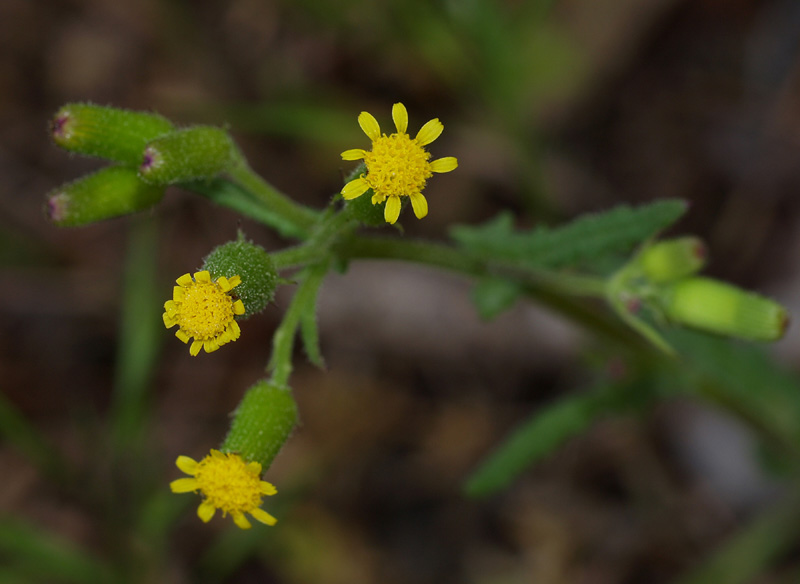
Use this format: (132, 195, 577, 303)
(162, 270, 245, 356)
(341, 102, 458, 224)
(170, 449, 278, 529)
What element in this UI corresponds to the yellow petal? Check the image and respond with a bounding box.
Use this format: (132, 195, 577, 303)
(260, 481, 278, 496)
(341, 177, 370, 200)
(232, 512, 252, 530)
(409, 192, 428, 219)
(175, 329, 191, 343)
(189, 340, 203, 356)
(246, 461, 263, 474)
(176, 455, 199, 474)
(358, 111, 381, 141)
(172, 287, 185, 302)
(169, 478, 199, 493)
(415, 118, 443, 146)
(392, 102, 408, 134)
(229, 320, 241, 339)
(176, 273, 193, 287)
(341, 148, 367, 161)
(163, 312, 176, 328)
(204, 339, 219, 353)
(216, 276, 231, 292)
(250, 508, 278, 526)
(384, 196, 401, 224)
(194, 271, 211, 283)
(430, 156, 458, 173)
(371, 192, 386, 205)
(197, 501, 216, 523)
(233, 300, 245, 315)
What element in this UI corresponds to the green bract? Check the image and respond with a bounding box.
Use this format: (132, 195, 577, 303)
(139, 126, 234, 185)
(45, 166, 164, 227)
(51, 103, 174, 166)
(221, 380, 298, 470)
(638, 236, 706, 283)
(660, 277, 789, 341)
(202, 238, 278, 318)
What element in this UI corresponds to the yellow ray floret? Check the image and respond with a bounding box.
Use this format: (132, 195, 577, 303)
(162, 270, 246, 356)
(340, 102, 458, 224)
(170, 449, 278, 529)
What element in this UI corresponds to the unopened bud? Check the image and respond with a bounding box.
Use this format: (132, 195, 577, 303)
(221, 380, 298, 470)
(138, 126, 234, 185)
(202, 237, 278, 317)
(639, 237, 707, 283)
(45, 166, 164, 227)
(50, 103, 174, 166)
(661, 277, 789, 341)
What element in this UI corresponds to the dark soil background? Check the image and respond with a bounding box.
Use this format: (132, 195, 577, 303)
(3, 0, 800, 582)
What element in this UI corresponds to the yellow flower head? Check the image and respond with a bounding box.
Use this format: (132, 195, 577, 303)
(170, 449, 278, 529)
(162, 270, 245, 356)
(341, 102, 458, 224)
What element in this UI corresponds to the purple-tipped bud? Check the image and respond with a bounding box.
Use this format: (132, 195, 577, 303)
(45, 166, 164, 227)
(138, 126, 234, 185)
(50, 103, 174, 166)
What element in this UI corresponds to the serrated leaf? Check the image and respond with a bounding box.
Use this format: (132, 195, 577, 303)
(451, 199, 688, 271)
(464, 382, 644, 497)
(472, 277, 522, 320)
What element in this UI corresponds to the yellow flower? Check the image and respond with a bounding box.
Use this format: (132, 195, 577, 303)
(170, 449, 278, 529)
(341, 102, 458, 224)
(162, 270, 245, 356)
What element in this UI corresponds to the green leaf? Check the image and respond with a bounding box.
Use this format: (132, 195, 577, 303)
(471, 277, 521, 320)
(450, 199, 688, 271)
(0, 518, 115, 583)
(182, 178, 310, 240)
(464, 382, 643, 497)
(668, 330, 800, 452)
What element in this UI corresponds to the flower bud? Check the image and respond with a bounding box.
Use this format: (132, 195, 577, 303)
(221, 380, 298, 470)
(138, 126, 234, 185)
(45, 166, 164, 227)
(639, 237, 707, 283)
(661, 277, 789, 341)
(50, 103, 174, 166)
(202, 238, 278, 317)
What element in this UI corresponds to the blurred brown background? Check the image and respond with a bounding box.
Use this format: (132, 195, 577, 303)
(3, 0, 800, 582)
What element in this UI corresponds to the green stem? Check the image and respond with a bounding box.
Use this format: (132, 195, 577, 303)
(271, 243, 321, 270)
(337, 235, 644, 350)
(268, 262, 329, 386)
(228, 148, 320, 235)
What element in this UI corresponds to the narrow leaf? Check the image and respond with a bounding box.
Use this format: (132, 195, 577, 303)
(182, 178, 309, 239)
(451, 199, 688, 270)
(464, 382, 640, 497)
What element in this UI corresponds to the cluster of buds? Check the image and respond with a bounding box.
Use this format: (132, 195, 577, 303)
(47, 103, 234, 226)
(613, 236, 788, 343)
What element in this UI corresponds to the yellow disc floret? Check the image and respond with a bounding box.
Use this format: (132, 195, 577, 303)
(341, 102, 458, 224)
(170, 449, 278, 529)
(163, 270, 246, 356)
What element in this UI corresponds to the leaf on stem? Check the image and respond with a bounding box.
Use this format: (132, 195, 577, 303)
(450, 199, 688, 271)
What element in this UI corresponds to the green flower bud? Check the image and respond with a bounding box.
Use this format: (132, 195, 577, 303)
(138, 126, 234, 185)
(202, 238, 278, 318)
(221, 380, 298, 470)
(344, 184, 388, 226)
(45, 166, 164, 227)
(50, 103, 174, 166)
(660, 277, 789, 341)
(639, 237, 707, 283)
